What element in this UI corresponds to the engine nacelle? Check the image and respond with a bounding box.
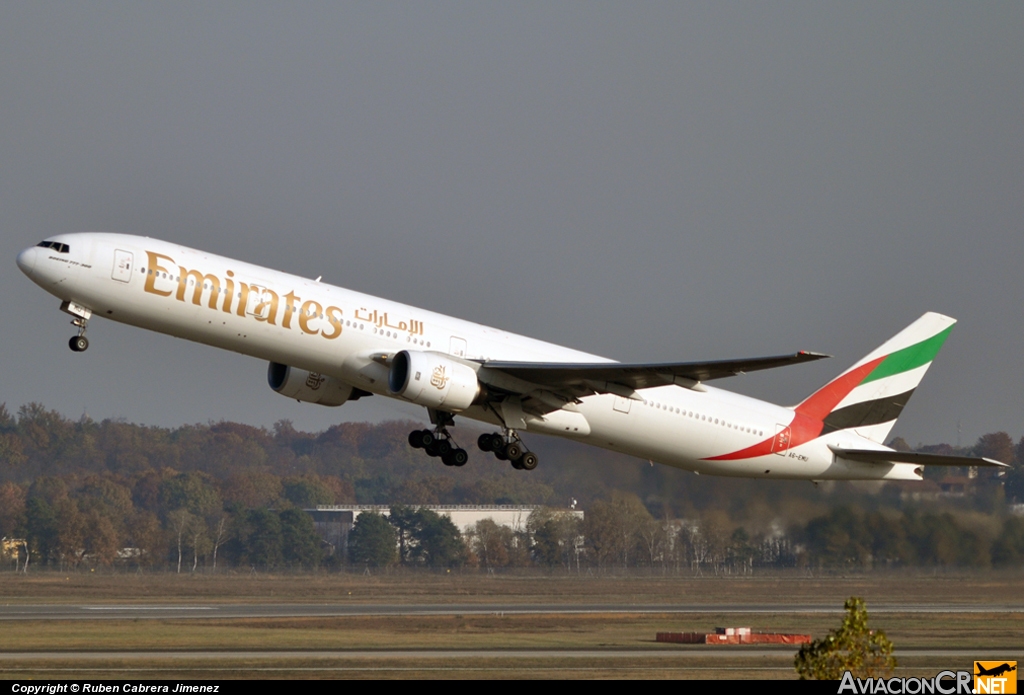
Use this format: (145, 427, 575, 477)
(387, 350, 481, 412)
(268, 362, 355, 407)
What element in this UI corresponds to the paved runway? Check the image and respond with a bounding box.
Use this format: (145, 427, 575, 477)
(0, 602, 1021, 620)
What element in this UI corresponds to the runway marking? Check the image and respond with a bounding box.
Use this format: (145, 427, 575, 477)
(81, 606, 215, 611)
(0, 603, 1020, 621)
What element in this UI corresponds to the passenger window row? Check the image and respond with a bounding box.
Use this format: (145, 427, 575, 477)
(641, 397, 764, 437)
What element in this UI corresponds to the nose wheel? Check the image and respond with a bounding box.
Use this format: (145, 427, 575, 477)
(68, 316, 90, 352)
(477, 431, 538, 471)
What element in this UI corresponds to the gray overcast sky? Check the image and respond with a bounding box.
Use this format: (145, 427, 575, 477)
(2, 3, 1022, 447)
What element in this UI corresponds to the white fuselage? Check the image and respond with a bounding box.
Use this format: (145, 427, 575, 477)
(17, 233, 918, 481)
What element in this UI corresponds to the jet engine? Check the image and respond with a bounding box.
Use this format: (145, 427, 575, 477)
(387, 350, 481, 411)
(267, 362, 355, 406)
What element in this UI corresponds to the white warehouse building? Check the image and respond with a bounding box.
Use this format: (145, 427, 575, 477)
(305, 504, 583, 558)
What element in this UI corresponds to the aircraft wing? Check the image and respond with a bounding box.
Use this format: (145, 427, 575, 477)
(829, 446, 1008, 468)
(478, 351, 830, 401)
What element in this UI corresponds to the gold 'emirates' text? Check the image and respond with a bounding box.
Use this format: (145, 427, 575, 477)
(143, 251, 344, 341)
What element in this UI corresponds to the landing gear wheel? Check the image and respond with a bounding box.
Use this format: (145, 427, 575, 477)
(443, 448, 469, 467)
(419, 430, 436, 448)
(69, 335, 89, 352)
(510, 457, 524, 470)
(505, 442, 523, 461)
(409, 430, 426, 448)
(434, 438, 452, 458)
(519, 452, 539, 470)
(477, 433, 495, 452)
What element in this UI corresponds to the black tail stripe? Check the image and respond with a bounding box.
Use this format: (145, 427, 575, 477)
(821, 388, 916, 435)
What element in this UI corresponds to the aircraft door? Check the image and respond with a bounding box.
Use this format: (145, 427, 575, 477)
(771, 424, 792, 455)
(245, 286, 272, 319)
(112, 250, 134, 283)
(449, 336, 467, 358)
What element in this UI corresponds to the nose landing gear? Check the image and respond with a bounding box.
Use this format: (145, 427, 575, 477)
(61, 301, 92, 352)
(67, 316, 91, 353)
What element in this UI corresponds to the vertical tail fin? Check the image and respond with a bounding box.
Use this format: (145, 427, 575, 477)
(795, 312, 956, 444)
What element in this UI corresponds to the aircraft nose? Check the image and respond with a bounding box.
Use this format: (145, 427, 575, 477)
(16, 247, 36, 277)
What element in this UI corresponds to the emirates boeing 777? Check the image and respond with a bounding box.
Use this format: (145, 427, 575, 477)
(17, 233, 1005, 479)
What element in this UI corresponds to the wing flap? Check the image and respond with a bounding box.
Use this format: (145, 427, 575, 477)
(829, 446, 1008, 468)
(479, 351, 829, 394)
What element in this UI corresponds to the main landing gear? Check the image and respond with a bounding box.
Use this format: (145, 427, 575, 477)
(406, 409, 540, 472)
(477, 431, 539, 471)
(408, 428, 469, 467)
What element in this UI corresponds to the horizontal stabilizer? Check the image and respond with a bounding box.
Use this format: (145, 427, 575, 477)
(481, 351, 830, 393)
(829, 446, 1008, 468)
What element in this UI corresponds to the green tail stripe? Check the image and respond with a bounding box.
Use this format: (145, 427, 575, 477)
(861, 325, 954, 385)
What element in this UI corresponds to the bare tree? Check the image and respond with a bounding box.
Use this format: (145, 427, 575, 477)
(209, 515, 230, 573)
(168, 508, 193, 574)
(682, 520, 709, 575)
(638, 516, 668, 569)
(190, 520, 210, 573)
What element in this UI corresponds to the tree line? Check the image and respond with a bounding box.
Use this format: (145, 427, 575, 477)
(1, 402, 1023, 572)
(349, 495, 1024, 573)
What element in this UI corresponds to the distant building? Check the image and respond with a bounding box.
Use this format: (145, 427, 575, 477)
(305, 504, 582, 558)
(891, 479, 941, 502)
(937, 476, 972, 497)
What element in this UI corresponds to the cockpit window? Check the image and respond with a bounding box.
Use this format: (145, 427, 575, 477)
(36, 240, 70, 253)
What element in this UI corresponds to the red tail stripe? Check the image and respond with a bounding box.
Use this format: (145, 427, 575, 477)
(794, 356, 885, 420)
(704, 356, 886, 463)
(705, 412, 823, 461)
